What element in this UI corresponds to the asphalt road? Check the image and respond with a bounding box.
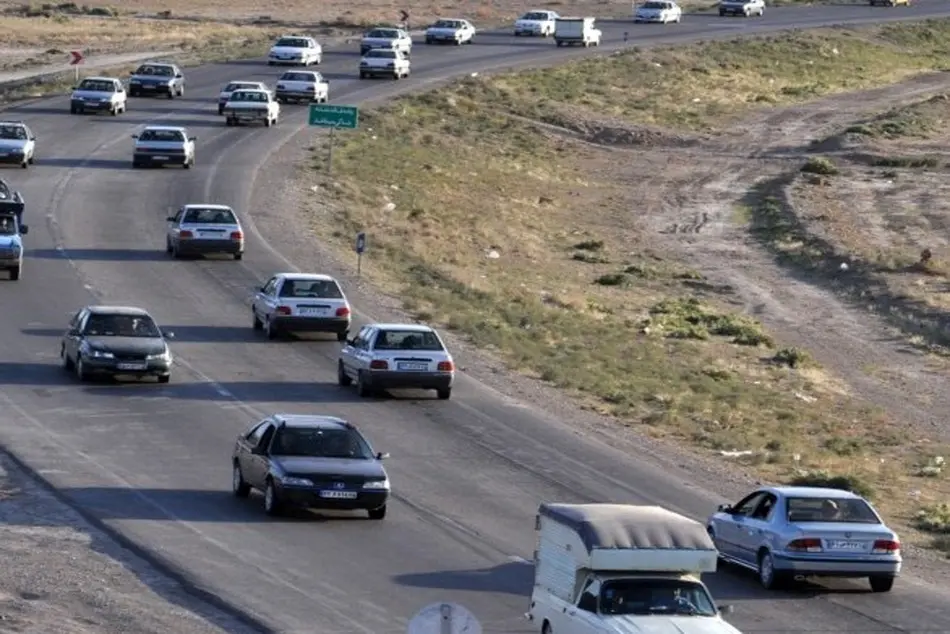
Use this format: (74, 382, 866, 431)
(3, 3, 950, 633)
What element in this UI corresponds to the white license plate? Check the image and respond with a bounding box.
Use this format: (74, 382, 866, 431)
(142, 85, 155, 89)
(397, 362, 428, 371)
(198, 232, 222, 238)
(319, 490, 357, 499)
(299, 307, 328, 316)
(152, 155, 169, 161)
(828, 540, 865, 550)
(117, 363, 147, 371)
(0, 153, 7, 157)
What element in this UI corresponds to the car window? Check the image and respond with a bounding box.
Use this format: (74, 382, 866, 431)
(0, 215, 17, 235)
(68, 310, 83, 329)
(77, 79, 116, 92)
(225, 82, 257, 92)
(135, 64, 174, 76)
(750, 493, 777, 520)
(278, 279, 343, 299)
(732, 491, 765, 516)
(600, 579, 717, 617)
(786, 496, 879, 523)
(270, 427, 374, 459)
(434, 20, 461, 28)
(82, 313, 161, 338)
(276, 37, 309, 48)
(138, 129, 185, 143)
(230, 91, 267, 102)
(181, 207, 237, 225)
(246, 421, 269, 443)
(372, 329, 444, 351)
(577, 578, 601, 613)
(262, 278, 279, 296)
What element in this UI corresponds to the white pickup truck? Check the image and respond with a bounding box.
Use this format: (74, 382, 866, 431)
(527, 503, 743, 634)
(359, 48, 411, 79)
(223, 89, 280, 127)
(275, 70, 329, 104)
(554, 16, 602, 47)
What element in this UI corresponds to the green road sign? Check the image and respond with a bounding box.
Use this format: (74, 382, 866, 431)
(308, 104, 359, 129)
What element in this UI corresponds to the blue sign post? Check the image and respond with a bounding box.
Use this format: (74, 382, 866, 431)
(355, 231, 367, 278)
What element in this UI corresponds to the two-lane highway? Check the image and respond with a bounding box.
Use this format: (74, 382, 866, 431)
(3, 4, 950, 632)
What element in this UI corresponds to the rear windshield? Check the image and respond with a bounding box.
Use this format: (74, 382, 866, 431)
(225, 82, 258, 92)
(786, 497, 879, 523)
(522, 12, 551, 19)
(138, 129, 184, 143)
(230, 91, 268, 102)
(182, 207, 237, 224)
(281, 72, 317, 82)
(373, 330, 443, 351)
(366, 49, 396, 59)
(278, 279, 344, 298)
(134, 64, 174, 76)
(276, 37, 309, 48)
(78, 79, 116, 92)
(642, 2, 668, 8)
(433, 20, 461, 28)
(367, 29, 399, 38)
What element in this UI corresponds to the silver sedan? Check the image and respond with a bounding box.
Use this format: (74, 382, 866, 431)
(706, 486, 901, 592)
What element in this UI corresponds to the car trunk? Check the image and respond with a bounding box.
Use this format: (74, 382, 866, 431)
(789, 522, 895, 555)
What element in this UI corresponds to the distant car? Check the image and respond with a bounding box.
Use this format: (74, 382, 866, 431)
(231, 413, 391, 519)
(361, 26, 413, 56)
(274, 70, 329, 104)
(268, 35, 322, 66)
(166, 204, 244, 260)
(338, 323, 456, 399)
(128, 62, 185, 98)
(0, 121, 35, 168)
(719, 0, 764, 16)
(425, 18, 476, 45)
(514, 10, 559, 36)
(0, 212, 28, 281)
(131, 126, 196, 169)
(635, 0, 682, 22)
(252, 272, 352, 340)
(217, 80, 269, 115)
(870, 0, 909, 4)
(223, 89, 280, 127)
(0, 178, 25, 222)
(359, 48, 411, 80)
(69, 76, 127, 115)
(60, 305, 175, 383)
(706, 486, 901, 592)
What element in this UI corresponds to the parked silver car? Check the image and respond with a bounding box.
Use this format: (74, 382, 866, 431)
(706, 486, 901, 592)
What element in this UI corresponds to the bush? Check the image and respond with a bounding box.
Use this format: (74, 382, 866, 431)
(772, 347, 811, 368)
(801, 156, 839, 176)
(787, 470, 874, 499)
(914, 503, 950, 533)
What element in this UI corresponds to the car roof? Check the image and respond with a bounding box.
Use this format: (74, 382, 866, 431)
(141, 126, 187, 133)
(274, 414, 351, 429)
(0, 120, 27, 126)
(80, 76, 118, 82)
(275, 272, 337, 282)
(136, 62, 176, 69)
(226, 80, 263, 85)
(183, 204, 234, 210)
(371, 323, 436, 332)
(766, 486, 864, 499)
(85, 305, 152, 316)
(278, 34, 311, 39)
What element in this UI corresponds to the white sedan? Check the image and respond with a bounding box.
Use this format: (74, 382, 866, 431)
(425, 18, 476, 45)
(217, 80, 268, 115)
(514, 10, 559, 36)
(634, 0, 682, 23)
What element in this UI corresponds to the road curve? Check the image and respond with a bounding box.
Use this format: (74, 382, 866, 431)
(3, 3, 950, 632)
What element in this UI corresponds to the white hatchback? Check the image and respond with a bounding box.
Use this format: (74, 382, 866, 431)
(252, 272, 351, 341)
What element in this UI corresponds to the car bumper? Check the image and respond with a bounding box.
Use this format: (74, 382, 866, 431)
(515, 27, 544, 35)
(225, 111, 270, 123)
(0, 153, 26, 164)
(134, 153, 188, 165)
(773, 554, 901, 577)
(130, 84, 173, 94)
(175, 238, 243, 255)
(426, 34, 458, 41)
(81, 357, 172, 377)
(71, 99, 114, 111)
(0, 254, 21, 269)
(271, 316, 350, 334)
(277, 486, 389, 510)
(719, 6, 749, 12)
(636, 15, 665, 21)
(269, 58, 304, 64)
(365, 371, 454, 390)
(275, 90, 318, 100)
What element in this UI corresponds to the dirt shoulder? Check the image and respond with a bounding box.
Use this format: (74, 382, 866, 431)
(0, 451, 261, 634)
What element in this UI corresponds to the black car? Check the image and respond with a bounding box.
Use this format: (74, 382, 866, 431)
(231, 414, 391, 519)
(60, 305, 175, 383)
(128, 62, 185, 98)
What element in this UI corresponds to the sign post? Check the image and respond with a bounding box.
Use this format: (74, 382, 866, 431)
(400, 8, 410, 30)
(407, 603, 481, 634)
(308, 104, 359, 177)
(69, 50, 84, 83)
(355, 231, 367, 278)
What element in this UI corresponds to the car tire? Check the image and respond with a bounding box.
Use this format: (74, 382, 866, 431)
(367, 504, 387, 520)
(268, 61, 275, 66)
(218, 105, 225, 114)
(336, 330, 348, 342)
(719, 9, 726, 14)
(263, 479, 283, 516)
(436, 387, 452, 400)
(171, 245, 181, 259)
(265, 117, 272, 127)
(167, 90, 174, 100)
(869, 576, 895, 592)
(234, 252, 243, 260)
(27, 154, 34, 165)
(541, 622, 552, 634)
(264, 318, 279, 340)
(165, 238, 173, 254)
(252, 309, 263, 331)
(356, 371, 372, 397)
(61, 345, 74, 371)
(157, 375, 170, 384)
(337, 361, 352, 386)
(75, 356, 89, 382)
(132, 160, 141, 168)
(110, 105, 118, 116)
(359, 72, 366, 79)
(9, 266, 19, 281)
(183, 159, 192, 170)
(757, 550, 786, 590)
(232, 463, 251, 498)
(21, 160, 27, 169)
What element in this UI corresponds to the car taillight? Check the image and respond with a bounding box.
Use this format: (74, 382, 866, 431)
(335, 306, 350, 317)
(179, 230, 194, 238)
(230, 231, 243, 240)
(369, 360, 389, 370)
(787, 538, 823, 553)
(872, 539, 900, 554)
(437, 361, 454, 372)
(275, 306, 292, 315)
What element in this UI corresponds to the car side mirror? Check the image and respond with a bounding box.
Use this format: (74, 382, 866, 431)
(176, 73, 183, 78)
(718, 504, 733, 513)
(161, 330, 175, 339)
(258, 285, 267, 293)
(375, 452, 389, 460)
(189, 136, 197, 141)
(719, 605, 734, 616)
(30, 136, 36, 141)
(131, 134, 138, 139)
(67, 328, 80, 337)
(166, 216, 176, 222)
(19, 225, 28, 234)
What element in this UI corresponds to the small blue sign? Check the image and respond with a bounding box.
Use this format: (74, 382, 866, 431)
(355, 232, 367, 254)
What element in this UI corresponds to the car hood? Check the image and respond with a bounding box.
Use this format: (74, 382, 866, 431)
(131, 74, 173, 83)
(72, 89, 117, 100)
(601, 616, 742, 634)
(85, 336, 167, 355)
(0, 139, 27, 150)
(273, 456, 386, 478)
(0, 236, 21, 248)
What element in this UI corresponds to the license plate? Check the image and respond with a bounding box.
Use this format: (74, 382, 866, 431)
(0, 153, 7, 157)
(319, 490, 357, 499)
(117, 363, 147, 371)
(198, 232, 221, 238)
(828, 540, 865, 550)
(397, 362, 428, 371)
(152, 155, 169, 161)
(299, 307, 328, 316)
(142, 85, 154, 89)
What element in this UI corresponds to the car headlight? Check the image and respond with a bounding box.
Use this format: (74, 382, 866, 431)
(363, 479, 390, 490)
(147, 350, 171, 362)
(130, 79, 141, 84)
(87, 349, 114, 359)
(279, 476, 313, 486)
(73, 95, 84, 101)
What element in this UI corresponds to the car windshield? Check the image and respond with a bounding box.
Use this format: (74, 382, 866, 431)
(225, 82, 258, 92)
(281, 72, 315, 82)
(134, 65, 174, 76)
(373, 329, 443, 351)
(600, 580, 717, 617)
(368, 29, 398, 37)
(0, 215, 17, 235)
(83, 313, 162, 338)
(642, 2, 667, 8)
(433, 20, 461, 28)
(78, 79, 115, 92)
(278, 278, 344, 298)
(0, 125, 27, 140)
(271, 427, 374, 459)
(787, 496, 879, 523)
(138, 129, 185, 143)
(230, 91, 268, 102)
(366, 49, 396, 58)
(182, 207, 237, 224)
(522, 12, 550, 19)
(276, 37, 308, 48)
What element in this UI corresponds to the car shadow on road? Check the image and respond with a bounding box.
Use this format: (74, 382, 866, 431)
(393, 560, 534, 596)
(0, 362, 73, 386)
(162, 325, 345, 344)
(123, 106, 212, 116)
(20, 327, 63, 337)
(94, 117, 224, 129)
(29, 247, 168, 261)
(81, 380, 367, 403)
(35, 158, 136, 170)
(707, 562, 877, 598)
(7, 106, 69, 116)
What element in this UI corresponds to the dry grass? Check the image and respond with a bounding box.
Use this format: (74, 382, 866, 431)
(296, 20, 950, 553)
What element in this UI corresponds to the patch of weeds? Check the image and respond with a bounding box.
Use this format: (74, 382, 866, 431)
(931, 535, 950, 557)
(914, 503, 950, 533)
(623, 264, 659, 279)
(915, 455, 946, 478)
(594, 273, 628, 287)
(870, 156, 941, 169)
(772, 347, 812, 368)
(823, 436, 864, 457)
(845, 94, 950, 139)
(646, 297, 773, 346)
(573, 239, 604, 251)
(802, 156, 839, 176)
(572, 252, 610, 264)
(788, 470, 875, 499)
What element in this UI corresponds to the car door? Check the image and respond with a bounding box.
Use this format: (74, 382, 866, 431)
(341, 326, 371, 375)
(236, 420, 268, 482)
(736, 492, 778, 563)
(63, 309, 86, 362)
(244, 421, 276, 488)
(566, 577, 601, 633)
(715, 491, 766, 562)
(255, 276, 280, 322)
(167, 207, 183, 245)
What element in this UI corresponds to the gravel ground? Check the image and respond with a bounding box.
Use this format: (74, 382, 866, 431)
(0, 451, 261, 634)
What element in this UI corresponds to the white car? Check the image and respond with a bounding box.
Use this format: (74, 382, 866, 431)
(131, 126, 196, 169)
(338, 323, 455, 399)
(425, 18, 476, 45)
(252, 272, 352, 341)
(223, 89, 280, 127)
(166, 204, 244, 260)
(267, 35, 322, 66)
(359, 48, 411, 79)
(514, 10, 559, 36)
(634, 0, 682, 22)
(0, 212, 27, 280)
(275, 70, 329, 104)
(217, 80, 268, 115)
(361, 26, 413, 56)
(719, 0, 764, 15)
(0, 121, 35, 169)
(69, 76, 127, 116)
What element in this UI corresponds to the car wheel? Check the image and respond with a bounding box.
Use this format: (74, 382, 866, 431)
(542, 622, 552, 634)
(436, 387, 452, 400)
(757, 550, 785, 590)
(265, 117, 272, 127)
(183, 158, 192, 169)
(9, 265, 19, 280)
(167, 90, 174, 100)
(61, 344, 74, 371)
(232, 463, 251, 498)
(869, 576, 895, 592)
(157, 374, 170, 384)
(171, 245, 181, 259)
(336, 330, 348, 342)
(165, 238, 173, 254)
(264, 318, 279, 340)
(719, 9, 726, 14)
(263, 479, 283, 516)
(132, 160, 141, 168)
(252, 309, 263, 331)
(27, 154, 34, 165)
(337, 361, 352, 386)
(218, 105, 225, 115)
(356, 371, 372, 397)
(234, 252, 243, 260)
(367, 504, 387, 520)
(75, 356, 89, 382)
(110, 105, 118, 116)
(21, 160, 28, 169)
